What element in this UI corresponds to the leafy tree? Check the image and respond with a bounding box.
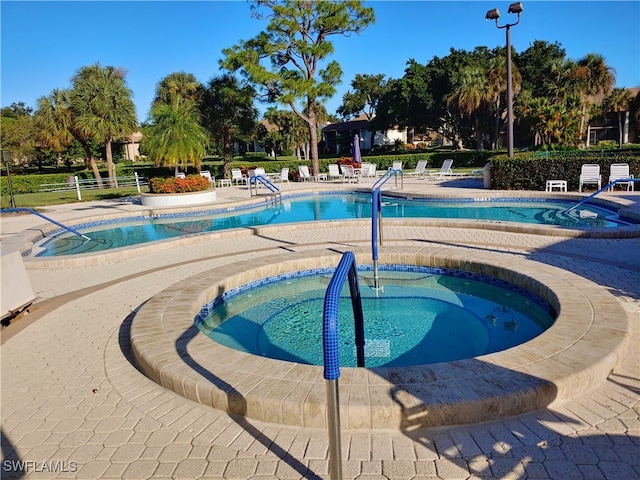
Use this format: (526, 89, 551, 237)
(337, 73, 387, 121)
(602, 87, 633, 147)
(515, 40, 566, 99)
(221, 0, 375, 177)
(1, 102, 33, 119)
(200, 74, 258, 178)
(70, 63, 138, 186)
(145, 96, 208, 176)
(33, 89, 103, 182)
(1, 108, 35, 164)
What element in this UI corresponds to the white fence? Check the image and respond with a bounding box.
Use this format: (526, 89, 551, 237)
(40, 172, 148, 200)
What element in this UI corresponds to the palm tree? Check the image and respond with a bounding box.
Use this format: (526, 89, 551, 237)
(576, 54, 615, 142)
(145, 97, 208, 176)
(603, 88, 633, 147)
(448, 65, 490, 149)
(200, 75, 258, 179)
(33, 89, 103, 184)
(152, 72, 203, 108)
(487, 54, 522, 150)
(70, 63, 138, 187)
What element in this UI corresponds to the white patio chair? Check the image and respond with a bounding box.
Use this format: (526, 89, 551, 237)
(327, 164, 343, 181)
(426, 159, 454, 179)
(278, 167, 290, 185)
(176, 172, 186, 179)
(341, 164, 360, 183)
(407, 160, 428, 177)
(298, 165, 313, 181)
(579, 164, 601, 192)
(199, 170, 214, 186)
(608, 163, 634, 191)
(231, 168, 247, 186)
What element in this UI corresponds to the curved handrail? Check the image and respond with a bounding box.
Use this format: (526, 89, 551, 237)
(1, 207, 91, 240)
(322, 250, 365, 480)
(372, 168, 403, 191)
(323, 251, 365, 378)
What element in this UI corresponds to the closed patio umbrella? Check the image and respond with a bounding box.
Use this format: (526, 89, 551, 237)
(353, 134, 361, 164)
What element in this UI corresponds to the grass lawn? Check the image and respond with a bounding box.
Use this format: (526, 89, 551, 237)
(1, 186, 147, 209)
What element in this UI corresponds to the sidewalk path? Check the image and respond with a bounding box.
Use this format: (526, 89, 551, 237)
(1, 180, 638, 479)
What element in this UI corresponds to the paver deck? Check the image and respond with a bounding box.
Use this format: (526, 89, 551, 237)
(1, 177, 638, 479)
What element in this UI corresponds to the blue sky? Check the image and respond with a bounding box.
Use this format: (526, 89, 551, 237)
(2, 1, 638, 123)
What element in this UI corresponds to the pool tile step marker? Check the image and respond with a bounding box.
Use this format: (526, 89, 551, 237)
(129, 246, 630, 430)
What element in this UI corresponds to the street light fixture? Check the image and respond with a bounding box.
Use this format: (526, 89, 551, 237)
(486, 2, 523, 158)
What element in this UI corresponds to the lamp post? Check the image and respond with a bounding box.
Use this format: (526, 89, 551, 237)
(486, 2, 523, 158)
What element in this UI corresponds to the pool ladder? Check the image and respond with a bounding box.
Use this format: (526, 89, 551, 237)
(248, 175, 281, 204)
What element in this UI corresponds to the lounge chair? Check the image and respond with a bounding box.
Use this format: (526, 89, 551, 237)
(608, 163, 634, 191)
(278, 167, 290, 185)
(327, 164, 343, 181)
(426, 158, 454, 178)
(298, 165, 313, 181)
(407, 160, 428, 177)
(579, 164, 601, 192)
(231, 168, 246, 185)
(199, 170, 214, 185)
(391, 161, 403, 172)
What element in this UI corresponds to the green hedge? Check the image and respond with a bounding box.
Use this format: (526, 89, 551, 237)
(489, 150, 640, 190)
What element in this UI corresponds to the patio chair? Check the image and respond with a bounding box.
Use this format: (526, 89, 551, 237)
(426, 158, 453, 179)
(231, 168, 246, 186)
(176, 172, 186, 179)
(199, 170, 214, 186)
(579, 164, 601, 192)
(278, 167, 290, 185)
(391, 161, 403, 172)
(608, 163, 634, 191)
(407, 160, 429, 177)
(298, 165, 313, 181)
(341, 164, 360, 183)
(328, 164, 343, 181)
(359, 162, 372, 181)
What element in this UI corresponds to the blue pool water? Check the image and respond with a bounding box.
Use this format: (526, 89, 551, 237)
(36, 193, 629, 256)
(196, 266, 555, 367)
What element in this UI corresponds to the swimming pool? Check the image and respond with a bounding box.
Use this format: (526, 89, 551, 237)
(35, 192, 631, 256)
(196, 265, 555, 367)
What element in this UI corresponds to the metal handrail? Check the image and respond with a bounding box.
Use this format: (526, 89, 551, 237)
(565, 177, 638, 213)
(1, 207, 91, 240)
(372, 167, 403, 191)
(322, 251, 365, 480)
(248, 175, 281, 203)
(370, 170, 402, 290)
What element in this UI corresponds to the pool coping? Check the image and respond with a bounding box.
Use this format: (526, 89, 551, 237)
(129, 246, 630, 429)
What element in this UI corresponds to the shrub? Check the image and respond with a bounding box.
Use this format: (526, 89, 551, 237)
(149, 175, 210, 194)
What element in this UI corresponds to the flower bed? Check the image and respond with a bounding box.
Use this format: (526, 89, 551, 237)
(149, 175, 210, 194)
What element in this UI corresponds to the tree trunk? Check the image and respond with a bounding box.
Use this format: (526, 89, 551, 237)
(105, 141, 116, 188)
(618, 112, 623, 148)
(307, 105, 320, 177)
(80, 141, 103, 188)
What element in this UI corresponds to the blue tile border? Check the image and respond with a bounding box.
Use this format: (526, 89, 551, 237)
(195, 264, 556, 324)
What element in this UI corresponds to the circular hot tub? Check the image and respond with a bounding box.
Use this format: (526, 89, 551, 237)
(129, 247, 630, 429)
